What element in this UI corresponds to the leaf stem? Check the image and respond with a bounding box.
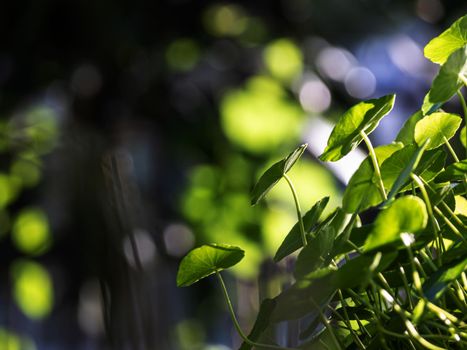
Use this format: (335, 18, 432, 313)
(443, 136, 460, 162)
(283, 174, 307, 247)
(360, 130, 387, 200)
(216, 272, 297, 350)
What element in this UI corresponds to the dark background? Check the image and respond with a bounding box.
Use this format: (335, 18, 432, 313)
(0, 1, 466, 349)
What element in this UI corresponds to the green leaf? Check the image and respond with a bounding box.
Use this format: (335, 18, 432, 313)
(424, 46, 467, 109)
(424, 15, 467, 64)
(395, 111, 423, 144)
(364, 196, 428, 252)
(381, 147, 446, 192)
(423, 257, 467, 301)
(239, 299, 276, 350)
(176, 244, 244, 287)
(414, 112, 462, 150)
(421, 93, 443, 116)
(251, 144, 307, 205)
(293, 226, 337, 280)
(435, 160, 467, 182)
(273, 196, 329, 262)
(385, 141, 430, 204)
(343, 143, 402, 213)
(319, 95, 396, 162)
(461, 126, 466, 147)
(330, 251, 398, 290)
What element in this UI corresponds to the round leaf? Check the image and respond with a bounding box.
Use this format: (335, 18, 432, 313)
(424, 46, 467, 108)
(319, 95, 395, 162)
(250, 144, 307, 205)
(364, 196, 428, 252)
(424, 15, 467, 65)
(176, 243, 245, 287)
(414, 112, 462, 150)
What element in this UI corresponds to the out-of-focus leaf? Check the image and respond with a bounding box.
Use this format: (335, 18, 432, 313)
(251, 144, 307, 205)
(364, 196, 428, 252)
(319, 95, 395, 162)
(424, 47, 467, 111)
(461, 126, 466, 147)
(414, 112, 462, 150)
(436, 160, 467, 182)
(176, 244, 244, 287)
(343, 143, 402, 213)
(335, 306, 373, 321)
(424, 15, 467, 64)
(239, 298, 276, 350)
(395, 111, 423, 144)
(274, 196, 329, 262)
(423, 257, 467, 301)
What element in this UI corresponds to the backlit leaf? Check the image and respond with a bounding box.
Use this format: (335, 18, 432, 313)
(424, 15, 467, 64)
(423, 257, 467, 301)
(424, 46, 467, 109)
(364, 196, 428, 252)
(414, 112, 462, 150)
(319, 95, 396, 162)
(176, 244, 244, 287)
(436, 160, 467, 182)
(251, 144, 307, 205)
(395, 111, 423, 144)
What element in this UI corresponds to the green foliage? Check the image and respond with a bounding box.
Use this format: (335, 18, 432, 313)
(319, 94, 395, 162)
(178, 16, 467, 350)
(176, 244, 244, 287)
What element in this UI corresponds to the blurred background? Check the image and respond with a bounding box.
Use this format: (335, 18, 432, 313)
(0, 0, 466, 349)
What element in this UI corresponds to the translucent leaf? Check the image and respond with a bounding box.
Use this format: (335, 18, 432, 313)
(384, 141, 429, 204)
(273, 196, 329, 262)
(414, 112, 462, 150)
(423, 257, 467, 301)
(461, 126, 466, 147)
(176, 244, 244, 287)
(250, 144, 307, 205)
(424, 46, 467, 109)
(364, 196, 428, 252)
(319, 95, 396, 162)
(343, 143, 402, 213)
(424, 15, 467, 64)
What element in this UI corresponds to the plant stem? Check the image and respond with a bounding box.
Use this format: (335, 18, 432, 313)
(310, 297, 343, 350)
(443, 136, 460, 162)
(337, 289, 366, 350)
(283, 174, 307, 247)
(360, 130, 387, 200)
(216, 272, 297, 350)
(410, 173, 443, 266)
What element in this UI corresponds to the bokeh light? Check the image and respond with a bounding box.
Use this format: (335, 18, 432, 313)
(221, 76, 304, 154)
(166, 39, 201, 72)
(11, 260, 54, 320)
(12, 208, 51, 255)
(344, 67, 377, 99)
(203, 4, 248, 37)
(299, 77, 332, 113)
(263, 39, 303, 83)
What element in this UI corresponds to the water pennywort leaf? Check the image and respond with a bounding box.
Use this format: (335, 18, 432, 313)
(424, 14, 467, 65)
(319, 95, 395, 162)
(176, 243, 244, 287)
(250, 144, 307, 205)
(414, 112, 462, 150)
(364, 196, 428, 252)
(424, 46, 467, 109)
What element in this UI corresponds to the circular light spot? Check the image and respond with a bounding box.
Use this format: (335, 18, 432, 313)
(12, 208, 51, 255)
(123, 229, 156, 268)
(264, 39, 303, 82)
(316, 47, 355, 81)
(163, 223, 195, 257)
(344, 67, 376, 99)
(299, 79, 331, 113)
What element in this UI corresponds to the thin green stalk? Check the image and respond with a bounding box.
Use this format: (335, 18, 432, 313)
(443, 136, 460, 162)
(283, 174, 307, 247)
(337, 289, 366, 350)
(310, 297, 343, 350)
(360, 130, 387, 200)
(398, 264, 414, 309)
(411, 173, 443, 265)
(216, 272, 297, 350)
